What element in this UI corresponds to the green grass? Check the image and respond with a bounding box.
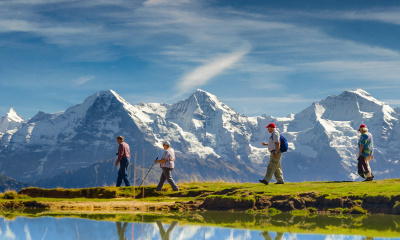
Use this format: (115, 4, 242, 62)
(18, 178, 400, 200)
(0, 191, 27, 199)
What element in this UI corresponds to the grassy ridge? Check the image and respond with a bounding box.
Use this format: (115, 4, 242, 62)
(0, 179, 399, 215)
(17, 178, 400, 199)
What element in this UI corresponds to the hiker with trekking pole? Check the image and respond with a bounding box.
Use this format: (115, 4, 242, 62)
(115, 136, 131, 187)
(154, 141, 179, 191)
(139, 157, 157, 188)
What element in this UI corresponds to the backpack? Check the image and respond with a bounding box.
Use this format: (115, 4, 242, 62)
(279, 135, 288, 153)
(270, 132, 288, 153)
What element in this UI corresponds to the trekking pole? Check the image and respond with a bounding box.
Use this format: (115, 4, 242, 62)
(138, 157, 157, 188)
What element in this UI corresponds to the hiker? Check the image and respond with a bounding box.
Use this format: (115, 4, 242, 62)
(259, 123, 284, 185)
(357, 124, 374, 181)
(115, 136, 131, 187)
(155, 141, 179, 191)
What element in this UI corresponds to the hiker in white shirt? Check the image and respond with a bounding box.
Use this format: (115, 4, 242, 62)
(260, 123, 284, 185)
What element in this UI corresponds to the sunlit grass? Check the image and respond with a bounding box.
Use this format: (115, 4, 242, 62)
(10, 178, 400, 202)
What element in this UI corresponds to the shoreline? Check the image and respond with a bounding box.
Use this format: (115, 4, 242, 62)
(1, 179, 400, 215)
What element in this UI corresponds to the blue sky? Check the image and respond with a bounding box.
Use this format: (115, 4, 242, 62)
(1, 0, 400, 119)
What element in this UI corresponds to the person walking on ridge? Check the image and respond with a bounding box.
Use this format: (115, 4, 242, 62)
(260, 123, 284, 185)
(155, 141, 179, 191)
(357, 124, 374, 181)
(115, 136, 131, 187)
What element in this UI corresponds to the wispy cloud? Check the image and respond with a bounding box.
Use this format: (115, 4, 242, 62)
(222, 95, 318, 116)
(1, 0, 400, 117)
(296, 61, 400, 82)
(384, 99, 400, 106)
(223, 95, 315, 104)
(143, 0, 190, 6)
(74, 75, 95, 86)
(176, 49, 249, 95)
(305, 8, 400, 26)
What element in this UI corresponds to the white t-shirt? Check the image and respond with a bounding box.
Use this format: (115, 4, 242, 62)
(268, 130, 280, 152)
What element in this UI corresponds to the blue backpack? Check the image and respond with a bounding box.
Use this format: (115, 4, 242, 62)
(279, 135, 288, 153)
(270, 133, 288, 153)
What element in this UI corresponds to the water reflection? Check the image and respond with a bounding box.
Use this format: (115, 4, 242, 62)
(261, 231, 283, 240)
(116, 222, 129, 240)
(0, 211, 400, 239)
(156, 221, 178, 240)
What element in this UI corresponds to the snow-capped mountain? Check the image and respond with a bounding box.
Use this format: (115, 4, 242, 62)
(279, 89, 400, 181)
(0, 108, 24, 134)
(0, 89, 399, 186)
(0, 90, 265, 183)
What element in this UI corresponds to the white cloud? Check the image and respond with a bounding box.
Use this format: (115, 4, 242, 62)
(176, 49, 249, 95)
(74, 75, 96, 86)
(321, 9, 400, 26)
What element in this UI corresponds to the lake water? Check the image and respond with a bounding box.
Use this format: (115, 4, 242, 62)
(1, 211, 400, 240)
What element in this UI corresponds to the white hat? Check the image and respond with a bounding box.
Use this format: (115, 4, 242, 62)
(162, 141, 170, 146)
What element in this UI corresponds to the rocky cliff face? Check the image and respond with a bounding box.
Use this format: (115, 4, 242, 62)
(0, 89, 399, 186)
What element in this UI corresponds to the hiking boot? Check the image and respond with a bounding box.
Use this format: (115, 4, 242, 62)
(275, 182, 284, 184)
(259, 179, 268, 185)
(364, 177, 373, 182)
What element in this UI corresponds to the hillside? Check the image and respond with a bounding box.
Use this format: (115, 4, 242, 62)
(0, 174, 30, 192)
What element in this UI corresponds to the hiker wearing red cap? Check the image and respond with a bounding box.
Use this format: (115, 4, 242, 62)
(259, 123, 284, 185)
(357, 124, 374, 181)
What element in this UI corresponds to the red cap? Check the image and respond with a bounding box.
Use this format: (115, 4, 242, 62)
(358, 124, 367, 130)
(266, 123, 276, 128)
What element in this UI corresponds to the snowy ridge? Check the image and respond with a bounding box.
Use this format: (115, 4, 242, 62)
(1, 89, 400, 183)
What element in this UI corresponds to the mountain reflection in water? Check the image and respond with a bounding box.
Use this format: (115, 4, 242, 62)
(0, 211, 400, 239)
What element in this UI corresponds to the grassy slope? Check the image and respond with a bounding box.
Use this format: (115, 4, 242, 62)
(21, 178, 400, 195)
(6, 178, 400, 202)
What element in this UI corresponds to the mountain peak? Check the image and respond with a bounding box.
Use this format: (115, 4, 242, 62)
(63, 89, 129, 118)
(190, 89, 221, 103)
(0, 108, 24, 133)
(353, 88, 371, 96)
(341, 89, 384, 106)
(97, 89, 117, 97)
(6, 108, 24, 122)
